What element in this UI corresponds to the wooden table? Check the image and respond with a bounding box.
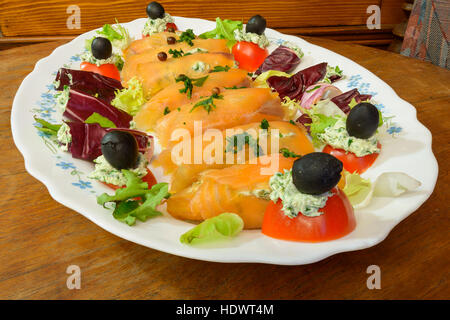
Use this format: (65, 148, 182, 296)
(0, 37, 448, 300)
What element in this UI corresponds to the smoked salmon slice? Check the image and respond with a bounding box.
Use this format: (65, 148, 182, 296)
(126, 52, 236, 97)
(155, 121, 314, 193)
(122, 39, 229, 81)
(166, 154, 295, 229)
(154, 88, 285, 148)
(123, 32, 180, 59)
(133, 69, 251, 132)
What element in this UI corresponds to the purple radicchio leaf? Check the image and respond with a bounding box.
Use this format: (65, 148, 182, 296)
(296, 114, 312, 133)
(267, 62, 328, 100)
(63, 89, 132, 128)
(255, 46, 301, 76)
(328, 74, 342, 83)
(66, 122, 153, 162)
(55, 68, 123, 104)
(330, 88, 372, 114)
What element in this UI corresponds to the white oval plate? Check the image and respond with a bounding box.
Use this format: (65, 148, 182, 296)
(11, 17, 438, 265)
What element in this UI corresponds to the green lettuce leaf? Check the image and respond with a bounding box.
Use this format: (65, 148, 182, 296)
(199, 18, 243, 48)
(97, 170, 170, 226)
(253, 70, 292, 88)
(180, 213, 244, 245)
(85, 21, 131, 51)
(342, 171, 372, 208)
(84, 112, 117, 128)
(307, 113, 339, 147)
(342, 171, 421, 209)
(111, 77, 146, 116)
(34, 116, 62, 136)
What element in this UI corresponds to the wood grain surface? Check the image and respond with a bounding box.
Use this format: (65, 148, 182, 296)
(0, 0, 405, 48)
(0, 0, 380, 36)
(0, 38, 449, 299)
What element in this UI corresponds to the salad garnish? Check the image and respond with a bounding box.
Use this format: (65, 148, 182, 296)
(225, 132, 264, 157)
(342, 171, 421, 208)
(189, 92, 223, 113)
(111, 77, 146, 116)
(279, 148, 301, 158)
(175, 74, 209, 99)
(177, 29, 196, 46)
(168, 48, 184, 58)
(210, 65, 231, 73)
(97, 170, 170, 226)
(84, 112, 117, 128)
(180, 213, 244, 245)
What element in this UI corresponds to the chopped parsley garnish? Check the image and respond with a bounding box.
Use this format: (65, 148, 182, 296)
(289, 120, 296, 125)
(163, 107, 171, 115)
(224, 85, 246, 90)
(210, 65, 231, 73)
(177, 29, 196, 46)
(225, 132, 264, 157)
(190, 92, 223, 114)
(175, 74, 209, 99)
(260, 119, 269, 130)
(168, 48, 184, 58)
(279, 148, 302, 158)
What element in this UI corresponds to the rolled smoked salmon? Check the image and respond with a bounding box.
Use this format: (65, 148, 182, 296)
(134, 69, 251, 132)
(166, 154, 295, 229)
(122, 39, 230, 81)
(154, 88, 285, 148)
(155, 121, 314, 193)
(126, 52, 236, 97)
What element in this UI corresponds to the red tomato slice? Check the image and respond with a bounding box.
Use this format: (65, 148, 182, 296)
(232, 41, 268, 72)
(165, 23, 178, 32)
(322, 143, 381, 174)
(142, 23, 178, 37)
(80, 62, 121, 81)
(262, 188, 356, 242)
(101, 168, 157, 190)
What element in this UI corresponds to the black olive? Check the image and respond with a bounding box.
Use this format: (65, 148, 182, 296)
(292, 152, 343, 195)
(346, 102, 380, 139)
(146, 1, 165, 19)
(101, 131, 139, 170)
(91, 37, 112, 60)
(246, 15, 267, 35)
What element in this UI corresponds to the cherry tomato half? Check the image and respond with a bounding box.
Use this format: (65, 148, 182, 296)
(322, 143, 381, 174)
(262, 188, 355, 242)
(101, 169, 157, 191)
(232, 41, 268, 72)
(165, 23, 178, 32)
(80, 62, 121, 81)
(142, 23, 178, 38)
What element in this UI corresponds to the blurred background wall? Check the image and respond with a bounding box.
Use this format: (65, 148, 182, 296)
(0, 0, 408, 50)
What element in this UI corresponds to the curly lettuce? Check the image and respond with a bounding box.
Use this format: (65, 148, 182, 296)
(97, 170, 170, 226)
(85, 21, 131, 51)
(199, 18, 243, 48)
(111, 77, 146, 116)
